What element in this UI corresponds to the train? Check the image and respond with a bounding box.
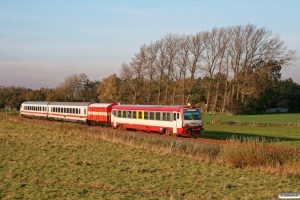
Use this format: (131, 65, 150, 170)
(20, 101, 204, 138)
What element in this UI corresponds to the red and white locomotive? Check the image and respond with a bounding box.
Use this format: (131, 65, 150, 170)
(20, 101, 204, 138)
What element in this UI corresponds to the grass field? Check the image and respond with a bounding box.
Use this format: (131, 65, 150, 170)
(202, 124, 300, 149)
(1, 115, 300, 199)
(203, 113, 300, 126)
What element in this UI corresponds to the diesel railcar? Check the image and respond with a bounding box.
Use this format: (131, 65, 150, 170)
(20, 101, 204, 137)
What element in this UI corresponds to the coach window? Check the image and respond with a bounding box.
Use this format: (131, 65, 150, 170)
(150, 112, 154, 120)
(117, 110, 121, 117)
(73, 108, 75, 114)
(122, 111, 126, 118)
(133, 111, 136, 118)
(167, 113, 171, 121)
(155, 112, 160, 120)
(163, 112, 169, 121)
(144, 112, 148, 120)
(138, 111, 143, 119)
(127, 111, 132, 118)
(76, 108, 78, 114)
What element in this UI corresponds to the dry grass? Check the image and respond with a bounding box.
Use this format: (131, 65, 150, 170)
(1, 115, 300, 199)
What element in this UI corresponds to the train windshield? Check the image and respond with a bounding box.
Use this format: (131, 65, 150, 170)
(183, 108, 201, 120)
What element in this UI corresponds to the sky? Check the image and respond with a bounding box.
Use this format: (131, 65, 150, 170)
(1, 0, 300, 89)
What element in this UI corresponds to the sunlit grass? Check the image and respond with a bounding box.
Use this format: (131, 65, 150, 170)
(1, 115, 300, 199)
(203, 113, 300, 126)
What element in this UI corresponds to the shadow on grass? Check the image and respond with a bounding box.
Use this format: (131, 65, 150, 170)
(202, 130, 300, 142)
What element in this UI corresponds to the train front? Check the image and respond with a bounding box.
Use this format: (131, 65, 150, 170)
(182, 107, 204, 138)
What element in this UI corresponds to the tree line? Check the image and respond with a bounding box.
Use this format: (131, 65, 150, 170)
(1, 24, 299, 114)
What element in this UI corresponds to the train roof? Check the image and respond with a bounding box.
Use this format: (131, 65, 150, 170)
(89, 103, 116, 107)
(48, 102, 93, 106)
(22, 101, 51, 105)
(112, 104, 198, 111)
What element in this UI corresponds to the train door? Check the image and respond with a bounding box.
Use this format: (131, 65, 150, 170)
(172, 112, 179, 134)
(112, 109, 116, 127)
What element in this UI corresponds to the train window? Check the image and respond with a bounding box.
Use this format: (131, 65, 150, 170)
(133, 111, 136, 118)
(144, 112, 148, 120)
(138, 111, 142, 119)
(127, 111, 132, 118)
(79, 109, 81, 114)
(76, 108, 78, 114)
(167, 113, 171, 121)
(155, 112, 160, 120)
(84, 109, 86, 115)
(149, 112, 154, 120)
(112, 110, 115, 116)
(73, 108, 75, 114)
(117, 110, 121, 117)
(64, 108, 66, 113)
(122, 111, 126, 118)
(163, 112, 170, 121)
(39, 106, 41, 111)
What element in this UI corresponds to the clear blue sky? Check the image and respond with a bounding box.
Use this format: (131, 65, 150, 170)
(1, 0, 300, 89)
